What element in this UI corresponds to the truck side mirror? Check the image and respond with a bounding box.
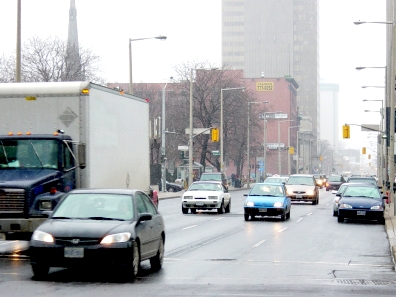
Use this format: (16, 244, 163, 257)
(78, 143, 86, 169)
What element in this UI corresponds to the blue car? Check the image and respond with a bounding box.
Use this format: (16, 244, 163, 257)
(243, 183, 291, 221)
(337, 183, 386, 224)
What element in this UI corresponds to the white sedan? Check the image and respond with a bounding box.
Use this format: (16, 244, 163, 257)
(182, 181, 231, 214)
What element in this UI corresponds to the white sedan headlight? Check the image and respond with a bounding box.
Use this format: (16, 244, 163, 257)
(100, 232, 131, 244)
(306, 190, 315, 196)
(208, 196, 218, 200)
(32, 230, 54, 243)
(246, 201, 254, 207)
(370, 205, 383, 210)
(183, 196, 193, 200)
(339, 204, 352, 209)
(273, 202, 284, 207)
(286, 189, 294, 195)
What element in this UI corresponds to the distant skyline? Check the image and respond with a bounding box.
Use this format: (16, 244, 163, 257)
(0, 0, 387, 150)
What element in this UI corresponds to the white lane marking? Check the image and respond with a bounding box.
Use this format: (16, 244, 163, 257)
(182, 225, 197, 230)
(278, 227, 288, 233)
(253, 240, 267, 248)
(214, 217, 224, 221)
(167, 211, 179, 214)
(296, 218, 303, 223)
(307, 213, 313, 216)
(237, 212, 244, 214)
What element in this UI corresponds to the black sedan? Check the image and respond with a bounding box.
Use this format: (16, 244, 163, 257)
(337, 184, 386, 224)
(159, 181, 184, 192)
(325, 175, 346, 191)
(29, 189, 165, 280)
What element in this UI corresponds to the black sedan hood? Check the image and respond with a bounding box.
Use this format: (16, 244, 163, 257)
(340, 197, 382, 208)
(37, 219, 133, 238)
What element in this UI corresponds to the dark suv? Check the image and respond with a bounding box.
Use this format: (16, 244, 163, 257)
(200, 172, 228, 189)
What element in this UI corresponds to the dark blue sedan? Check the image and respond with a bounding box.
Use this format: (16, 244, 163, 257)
(243, 183, 291, 221)
(337, 184, 386, 224)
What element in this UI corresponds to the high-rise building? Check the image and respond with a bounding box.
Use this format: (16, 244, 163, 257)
(222, 0, 319, 138)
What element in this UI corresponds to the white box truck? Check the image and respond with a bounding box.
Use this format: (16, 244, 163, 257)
(0, 81, 151, 239)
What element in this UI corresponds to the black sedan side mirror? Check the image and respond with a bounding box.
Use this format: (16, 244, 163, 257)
(243, 194, 248, 196)
(138, 213, 152, 224)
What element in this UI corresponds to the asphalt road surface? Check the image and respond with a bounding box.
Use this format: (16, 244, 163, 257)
(0, 189, 395, 296)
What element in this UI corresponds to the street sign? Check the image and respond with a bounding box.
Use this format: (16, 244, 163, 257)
(185, 128, 211, 135)
(259, 113, 288, 120)
(212, 150, 220, 156)
(178, 145, 189, 151)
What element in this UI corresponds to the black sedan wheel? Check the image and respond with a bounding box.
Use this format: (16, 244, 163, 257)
(337, 215, 344, 223)
(150, 237, 164, 271)
(131, 241, 140, 278)
(31, 264, 49, 280)
(182, 205, 188, 214)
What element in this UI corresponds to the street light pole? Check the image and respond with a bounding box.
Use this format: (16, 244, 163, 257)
(288, 126, 299, 175)
(128, 35, 167, 95)
(278, 120, 293, 175)
(220, 87, 245, 174)
(247, 101, 268, 188)
(188, 68, 194, 188)
(161, 82, 168, 192)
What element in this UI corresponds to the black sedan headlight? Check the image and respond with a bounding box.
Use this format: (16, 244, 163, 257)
(32, 230, 54, 243)
(100, 232, 131, 244)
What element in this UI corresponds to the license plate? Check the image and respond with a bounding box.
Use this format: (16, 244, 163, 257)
(64, 247, 84, 258)
(196, 202, 204, 206)
(0, 233, 5, 241)
(259, 208, 267, 212)
(296, 195, 303, 199)
(357, 211, 366, 216)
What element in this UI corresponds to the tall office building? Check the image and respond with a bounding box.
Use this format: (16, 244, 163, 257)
(222, 0, 319, 138)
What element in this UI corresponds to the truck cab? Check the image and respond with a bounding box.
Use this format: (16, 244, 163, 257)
(0, 131, 81, 237)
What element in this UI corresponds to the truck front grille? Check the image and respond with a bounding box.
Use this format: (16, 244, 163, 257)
(0, 189, 25, 214)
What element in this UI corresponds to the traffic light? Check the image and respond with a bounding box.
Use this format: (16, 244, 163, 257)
(289, 146, 294, 154)
(211, 127, 219, 142)
(342, 124, 350, 139)
(179, 151, 185, 160)
(362, 147, 366, 154)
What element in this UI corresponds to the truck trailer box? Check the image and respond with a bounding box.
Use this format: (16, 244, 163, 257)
(0, 82, 150, 235)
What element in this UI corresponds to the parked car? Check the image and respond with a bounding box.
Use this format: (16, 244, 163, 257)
(29, 189, 165, 280)
(200, 172, 229, 189)
(337, 183, 386, 224)
(325, 175, 346, 192)
(243, 182, 291, 221)
(159, 180, 184, 192)
(181, 181, 231, 214)
(285, 174, 320, 205)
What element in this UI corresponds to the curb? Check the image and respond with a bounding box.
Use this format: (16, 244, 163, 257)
(384, 203, 396, 271)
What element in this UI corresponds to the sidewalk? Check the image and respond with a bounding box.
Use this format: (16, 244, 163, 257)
(384, 202, 396, 270)
(159, 186, 396, 270)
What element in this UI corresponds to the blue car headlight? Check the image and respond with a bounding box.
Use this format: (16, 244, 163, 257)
(339, 204, 352, 209)
(370, 205, 383, 210)
(246, 201, 254, 207)
(273, 202, 284, 207)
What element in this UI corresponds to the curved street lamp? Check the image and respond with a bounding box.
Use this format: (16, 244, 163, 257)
(129, 35, 167, 95)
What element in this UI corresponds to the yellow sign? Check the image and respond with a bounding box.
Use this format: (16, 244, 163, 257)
(25, 96, 37, 101)
(256, 82, 274, 91)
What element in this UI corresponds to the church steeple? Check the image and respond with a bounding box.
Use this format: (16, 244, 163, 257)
(63, 0, 84, 81)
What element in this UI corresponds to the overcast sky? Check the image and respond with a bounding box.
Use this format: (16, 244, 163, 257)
(0, 0, 387, 151)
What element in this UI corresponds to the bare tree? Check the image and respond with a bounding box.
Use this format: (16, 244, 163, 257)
(0, 36, 105, 84)
(0, 54, 16, 83)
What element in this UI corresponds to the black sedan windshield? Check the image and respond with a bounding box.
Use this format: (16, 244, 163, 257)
(53, 193, 134, 220)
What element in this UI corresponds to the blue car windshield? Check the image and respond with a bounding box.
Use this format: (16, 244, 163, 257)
(342, 187, 381, 199)
(250, 184, 284, 196)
